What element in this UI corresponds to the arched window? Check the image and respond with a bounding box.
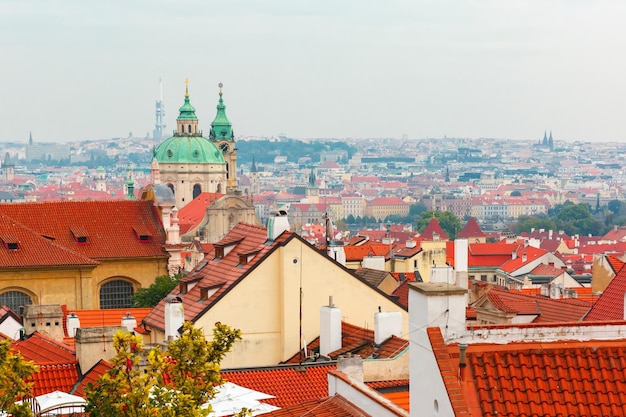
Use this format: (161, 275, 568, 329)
(216, 183, 222, 193)
(0, 291, 32, 314)
(167, 183, 175, 196)
(100, 280, 134, 309)
(188, 125, 192, 133)
(193, 184, 201, 199)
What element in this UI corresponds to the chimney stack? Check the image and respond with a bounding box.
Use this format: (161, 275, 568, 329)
(320, 296, 341, 357)
(164, 296, 184, 341)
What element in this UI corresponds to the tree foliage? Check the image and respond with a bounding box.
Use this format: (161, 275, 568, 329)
(132, 274, 183, 308)
(85, 322, 244, 417)
(415, 210, 462, 240)
(0, 339, 38, 417)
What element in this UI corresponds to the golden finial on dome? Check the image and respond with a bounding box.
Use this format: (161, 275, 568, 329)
(185, 78, 190, 97)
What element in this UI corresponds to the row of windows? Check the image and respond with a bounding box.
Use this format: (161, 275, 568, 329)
(0, 280, 135, 313)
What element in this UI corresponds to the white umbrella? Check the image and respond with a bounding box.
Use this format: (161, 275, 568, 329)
(17, 391, 86, 416)
(205, 382, 280, 416)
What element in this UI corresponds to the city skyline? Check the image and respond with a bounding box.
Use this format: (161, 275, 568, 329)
(2, 1, 626, 143)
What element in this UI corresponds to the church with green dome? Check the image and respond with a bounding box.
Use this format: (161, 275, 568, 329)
(152, 81, 238, 209)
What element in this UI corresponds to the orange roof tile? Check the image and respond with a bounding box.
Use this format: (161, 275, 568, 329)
(264, 395, 371, 416)
(12, 332, 75, 363)
(0, 212, 99, 268)
(465, 338, 626, 416)
(177, 192, 225, 234)
(72, 359, 113, 397)
(585, 262, 626, 321)
(343, 243, 391, 261)
(420, 218, 449, 241)
(0, 201, 167, 260)
(144, 223, 294, 331)
(457, 217, 485, 238)
(222, 364, 334, 408)
(30, 362, 79, 395)
(283, 321, 408, 364)
(479, 288, 591, 322)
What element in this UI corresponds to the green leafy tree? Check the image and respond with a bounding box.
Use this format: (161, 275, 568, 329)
(416, 211, 462, 240)
(513, 215, 557, 234)
(0, 339, 38, 417)
(132, 274, 183, 307)
(345, 214, 356, 224)
(409, 201, 427, 217)
(85, 322, 244, 417)
(555, 203, 597, 236)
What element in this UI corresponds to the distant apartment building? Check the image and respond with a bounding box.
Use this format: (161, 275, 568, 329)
(26, 142, 70, 162)
(441, 195, 473, 219)
(365, 197, 409, 221)
(471, 197, 549, 221)
(341, 193, 365, 219)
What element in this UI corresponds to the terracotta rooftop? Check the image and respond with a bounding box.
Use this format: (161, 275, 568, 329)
(354, 267, 392, 288)
(222, 364, 334, 408)
(343, 243, 391, 261)
(420, 218, 449, 241)
(143, 223, 294, 331)
(72, 359, 112, 397)
(283, 321, 408, 364)
(476, 288, 592, 323)
(0, 212, 99, 268)
(263, 395, 371, 416)
(0, 200, 167, 260)
(456, 217, 485, 239)
(177, 192, 224, 234)
(584, 262, 626, 321)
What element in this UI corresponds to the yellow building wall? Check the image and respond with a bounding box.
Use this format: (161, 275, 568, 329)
(0, 257, 168, 311)
(415, 241, 447, 282)
(195, 238, 409, 369)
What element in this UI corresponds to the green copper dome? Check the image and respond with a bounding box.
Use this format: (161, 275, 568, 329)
(178, 90, 198, 121)
(155, 136, 225, 164)
(209, 83, 233, 141)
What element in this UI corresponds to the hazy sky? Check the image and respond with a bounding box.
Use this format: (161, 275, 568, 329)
(2, 0, 626, 143)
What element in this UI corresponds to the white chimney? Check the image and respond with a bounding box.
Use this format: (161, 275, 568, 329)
(374, 311, 402, 345)
(406, 239, 416, 249)
(164, 296, 185, 341)
(454, 239, 469, 290)
(320, 296, 342, 357)
(66, 312, 80, 338)
(327, 241, 346, 266)
(121, 313, 137, 334)
(512, 250, 517, 260)
(267, 209, 290, 241)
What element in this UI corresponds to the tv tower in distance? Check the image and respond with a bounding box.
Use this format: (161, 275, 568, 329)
(153, 77, 166, 141)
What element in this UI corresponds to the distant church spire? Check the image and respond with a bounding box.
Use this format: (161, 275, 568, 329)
(29, 131, 33, 145)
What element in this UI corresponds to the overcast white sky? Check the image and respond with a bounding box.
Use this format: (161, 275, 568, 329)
(2, 0, 626, 143)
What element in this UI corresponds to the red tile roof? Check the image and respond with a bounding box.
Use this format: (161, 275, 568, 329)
(11, 332, 79, 395)
(263, 395, 371, 416)
(72, 359, 113, 397)
(30, 362, 79, 395)
(498, 246, 549, 274)
(0, 201, 167, 260)
(177, 192, 225, 234)
(457, 217, 485, 239)
(60, 306, 153, 336)
(12, 332, 75, 363)
(420, 218, 449, 241)
(467, 339, 626, 416)
(479, 288, 592, 323)
(222, 364, 334, 408)
(282, 321, 408, 364)
(584, 262, 626, 321)
(0, 212, 99, 268)
(343, 243, 391, 261)
(144, 223, 293, 331)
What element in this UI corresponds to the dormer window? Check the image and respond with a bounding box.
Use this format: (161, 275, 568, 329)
(237, 250, 259, 267)
(1, 234, 19, 251)
(179, 282, 187, 295)
(214, 247, 224, 260)
(70, 226, 88, 244)
(133, 226, 152, 242)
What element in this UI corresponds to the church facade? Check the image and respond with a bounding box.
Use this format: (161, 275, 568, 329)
(152, 81, 237, 210)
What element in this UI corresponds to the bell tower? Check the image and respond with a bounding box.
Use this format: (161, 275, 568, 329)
(210, 83, 238, 194)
